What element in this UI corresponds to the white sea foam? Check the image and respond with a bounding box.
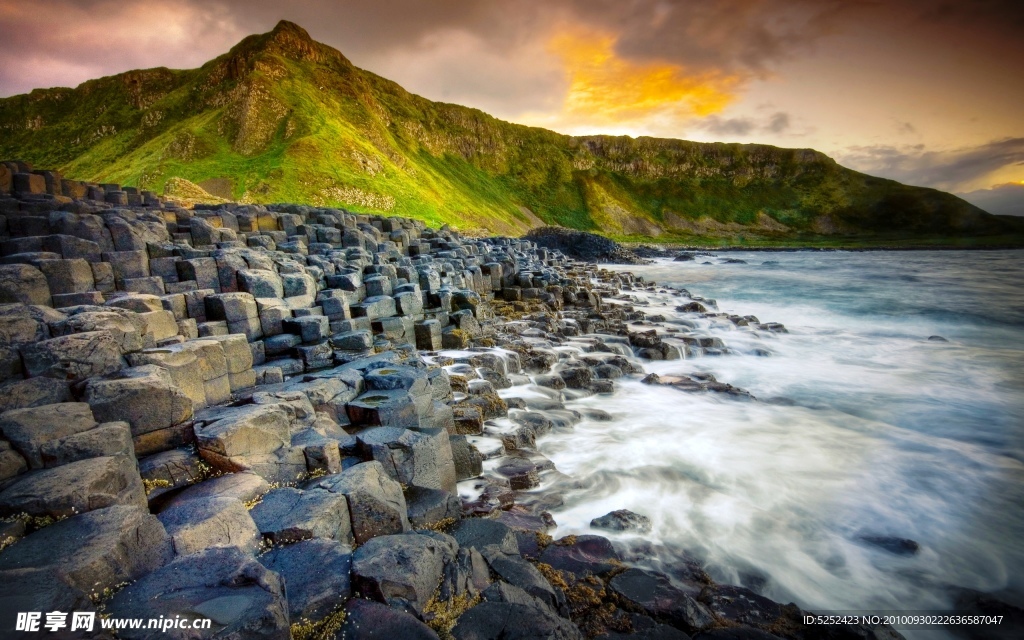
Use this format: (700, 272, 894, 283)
(535, 251, 1024, 632)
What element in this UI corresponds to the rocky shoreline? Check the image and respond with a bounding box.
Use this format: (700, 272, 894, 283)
(0, 161, 904, 639)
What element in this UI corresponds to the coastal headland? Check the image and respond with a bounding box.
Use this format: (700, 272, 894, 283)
(0, 161, 920, 640)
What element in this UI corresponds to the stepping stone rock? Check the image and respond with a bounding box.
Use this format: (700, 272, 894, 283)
(356, 426, 457, 493)
(0, 505, 173, 596)
(698, 584, 784, 629)
(450, 518, 519, 555)
(0, 402, 98, 469)
(452, 601, 583, 640)
(158, 495, 261, 556)
(450, 435, 483, 480)
(480, 546, 562, 613)
(260, 538, 353, 624)
(249, 486, 354, 545)
(342, 598, 440, 640)
(0, 567, 97, 636)
(85, 364, 194, 436)
(406, 486, 462, 529)
(165, 471, 269, 509)
(50, 309, 146, 353)
(312, 461, 410, 543)
(194, 403, 291, 468)
(139, 447, 207, 501)
(0, 453, 146, 519)
(20, 330, 126, 382)
(0, 263, 51, 306)
(38, 420, 134, 468)
(347, 389, 423, 429)
(352, 531, 457, 614)
(106, 546, 289, 640)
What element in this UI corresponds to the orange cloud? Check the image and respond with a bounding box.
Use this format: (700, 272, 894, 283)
(521, 26, 740, 133)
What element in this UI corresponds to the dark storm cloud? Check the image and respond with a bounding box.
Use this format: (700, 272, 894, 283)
(0, 0, 877, 96)
(916, 0, 1024, 31)
(838, 138, 1024, 190)
(3, 0, 1022, 99)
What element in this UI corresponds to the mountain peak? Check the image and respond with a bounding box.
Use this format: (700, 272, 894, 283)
(255, 20, 328, 63)
(270, 20, 313, 42)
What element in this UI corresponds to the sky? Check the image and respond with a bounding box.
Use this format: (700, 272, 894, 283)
(1, 0, 1022, 215)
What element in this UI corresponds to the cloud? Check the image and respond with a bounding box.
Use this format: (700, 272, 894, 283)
(0, 1, 850, 100)
(515, 25, 739, 134)
(835, 138, 1024, 191)
(692, 111, 793, 139)
(0, 0, 247, 96)
(957, 182, 1024, 217)
(766, 112, 791, 133)
(915, 0, 1024, 33)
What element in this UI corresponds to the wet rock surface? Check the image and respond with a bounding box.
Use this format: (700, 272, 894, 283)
(0, 170, 904, 639)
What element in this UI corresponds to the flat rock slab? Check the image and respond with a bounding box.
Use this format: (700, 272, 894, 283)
(0, 377, 71, 414)
(158, 495, 261, 556)
(164, 471, 269, 510)
(596, 615, 693, 639)
(0, 453, 146, 518)
(38, 420, 134, 469)
(0, 567, 97, 634)
(0, 505, 172, 596)
(347, 389, 423, 429)
(194, 404, 300, 482)
(697, 585, 784, 629)
(481, 546, 561, 614)
(249, 486, 354, 545)
(106, 547, 289, 640)
(450, 518, 519, 555)
(406, 486, 461, 529)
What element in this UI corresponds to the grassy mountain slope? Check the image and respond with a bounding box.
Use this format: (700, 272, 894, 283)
(1, 20, 1019, 243)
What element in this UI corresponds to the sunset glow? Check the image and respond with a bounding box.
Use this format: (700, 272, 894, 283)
(522, 27, 738, 133)
(0, 1, 1021, 204)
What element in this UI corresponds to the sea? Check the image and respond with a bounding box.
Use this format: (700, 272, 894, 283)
(532, 250, 1024, 635)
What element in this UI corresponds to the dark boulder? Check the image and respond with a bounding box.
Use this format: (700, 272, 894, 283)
(106, 546, 289, 639)
(525, 227, 646, 265)
(451, 517, 519, 555)
(260, 538, 352, 624)
(351, 531, 457, 614)
(591, 509, 652, 533)
(452, 600, 584, 640)
(609, 568, 714, 633)
(341, 598, 440, 639)
(539, 535, 620, 578)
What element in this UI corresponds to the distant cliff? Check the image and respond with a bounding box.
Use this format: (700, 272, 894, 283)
(1, 20, 1018, 243)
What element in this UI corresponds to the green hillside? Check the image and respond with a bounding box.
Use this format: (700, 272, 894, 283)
(0, 20, 1019, 243)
